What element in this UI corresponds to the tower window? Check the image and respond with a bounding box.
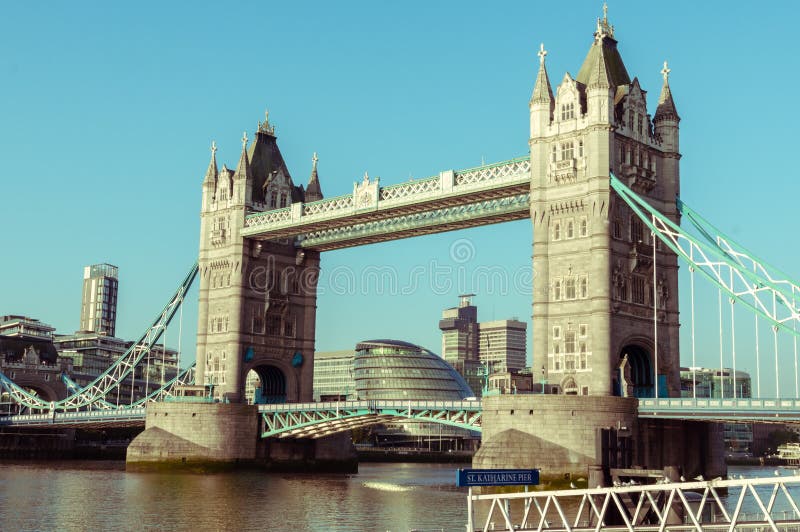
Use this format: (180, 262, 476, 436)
(553, 326, 561, 339)
(578, 140, 584, 157)
(631, 275, 645, 305)
(280, 193, 287, 208)
(551, 145, 557, 163)
(565, 278, 576, 299)
(565, 331, 576, 354)
(580, 218, 588, 237)
(630, 216, 643, 243)
(554, 222, 561, 240)
(561, 141, 574, 160)
(580, 276, 588, 298)
(566, 221, 574, 239)
(270, 191, 277, 208)
(561, 102, 575, 120)
(554, 280, 562, 300)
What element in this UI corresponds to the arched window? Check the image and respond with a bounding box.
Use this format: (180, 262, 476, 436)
(580, 277, 588, 298)
(567, 221, 574, 239)
(578, 140, 584, 157)
(554, 280, 562, 300)
(554, 222, 561, 240)
(551, 145, 557, 163)
(580, 219, 587, 237)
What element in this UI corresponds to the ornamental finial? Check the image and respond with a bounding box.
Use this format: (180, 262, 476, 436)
(312, 151, 318, 168)
(661, 61, 671, 83)
(211, 140, 217, 155)
(603, 2, 608, 23)
(241, 132, 248, 149)
(258, 109, 275, 135)
(538, 43, 547, 65)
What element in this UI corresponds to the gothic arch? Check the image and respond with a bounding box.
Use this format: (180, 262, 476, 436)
(243, 357, 298, 403)
(616, 339, 654, 398)
(561, 377, 578, 395)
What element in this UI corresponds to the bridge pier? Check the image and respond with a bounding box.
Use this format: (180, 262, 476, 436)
(474, 395, 725, 486)
(126, 402, 356, 472)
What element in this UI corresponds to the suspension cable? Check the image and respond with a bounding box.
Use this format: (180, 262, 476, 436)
(652, 226, 659, 400)
(718, 280, 725, 399)
(774, 291, 780, 397)
(690, 261, 697, 400)
(730, 295, 737, 400)
(794, 296, 798, 398)
(177, 295, 184, 381)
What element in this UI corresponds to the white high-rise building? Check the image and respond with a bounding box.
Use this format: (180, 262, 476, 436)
(79, 263, 119, 336)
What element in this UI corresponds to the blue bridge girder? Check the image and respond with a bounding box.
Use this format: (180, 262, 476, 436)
(638, 397, 800, 423)
(4, 398, 800, 432)
(257, 400, 483, 439)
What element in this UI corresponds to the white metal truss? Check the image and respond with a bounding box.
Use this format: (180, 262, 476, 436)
(468, 475, 800, 531)
(0, 262, 198, 413)
(259, 400, 482, 438)
(611, 174, 800, 338)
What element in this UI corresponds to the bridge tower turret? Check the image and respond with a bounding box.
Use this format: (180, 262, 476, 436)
(196, 114, 321, 403)
(530, 8, 681, 398)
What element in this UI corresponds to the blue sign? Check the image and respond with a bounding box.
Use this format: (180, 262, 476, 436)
(456, 468, 539, 487)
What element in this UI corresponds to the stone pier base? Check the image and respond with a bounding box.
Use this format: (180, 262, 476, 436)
(473, 395, 725, 487)
(127, 402, 357, 473)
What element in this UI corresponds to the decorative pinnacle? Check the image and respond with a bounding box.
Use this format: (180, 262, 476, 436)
(596, 1, 614, 39)
(257, 109, 275, 135)
(537, 43, 547, 65)
(241, 132, 248, 149)
(211, 140, 217, 155)
(312, 151, 318, 169)
(661, 61, 671, 83)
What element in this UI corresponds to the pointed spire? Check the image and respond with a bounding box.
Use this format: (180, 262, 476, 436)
(655, 61, 679, 121)
(233, 132, 251, 181)
(203, 141, 218, 185)
(577, 4, 630, 89)
(531, 43, 554, 105)
(305, 151, 323, 202)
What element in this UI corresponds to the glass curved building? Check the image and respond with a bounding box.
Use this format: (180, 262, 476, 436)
(354, 339, 474, 400)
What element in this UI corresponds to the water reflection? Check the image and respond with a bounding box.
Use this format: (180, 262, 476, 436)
(0, 461, 467, 532)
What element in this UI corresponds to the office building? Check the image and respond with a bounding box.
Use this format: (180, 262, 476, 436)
(479, 319, 527, 372)
(312, 350, 357, 401)
(79, 263, 119, 336)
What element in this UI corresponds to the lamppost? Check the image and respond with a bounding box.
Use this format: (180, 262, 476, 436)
(540, 365, 547, 394)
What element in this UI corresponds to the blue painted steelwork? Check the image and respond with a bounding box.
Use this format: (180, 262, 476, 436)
(258, 400, 482, 438)
(611, 174, 800, 337)
(59, 364, 196, 409)
(0, 262, 198, 413)
(638, 397, 800, 422)
(0, 407, 146, 428)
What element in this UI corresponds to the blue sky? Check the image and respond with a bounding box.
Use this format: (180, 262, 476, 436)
(2, 1, 800, 396)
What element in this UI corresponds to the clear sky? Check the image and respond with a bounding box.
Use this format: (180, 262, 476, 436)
(3, 1, 800, 396)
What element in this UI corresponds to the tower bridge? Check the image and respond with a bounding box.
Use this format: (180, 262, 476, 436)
(1, 7, 800, 482)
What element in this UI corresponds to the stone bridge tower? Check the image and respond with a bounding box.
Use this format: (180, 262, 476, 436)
(196, 116, 322, 403)
(529, 10, 681, 398)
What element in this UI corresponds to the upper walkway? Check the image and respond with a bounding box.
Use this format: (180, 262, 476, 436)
(241, 157, 531, 250)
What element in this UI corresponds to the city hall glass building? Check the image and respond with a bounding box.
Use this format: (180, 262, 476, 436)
(353, 339, 474, 400)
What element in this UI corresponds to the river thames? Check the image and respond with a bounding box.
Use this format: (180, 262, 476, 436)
(0, 462, 796, 531)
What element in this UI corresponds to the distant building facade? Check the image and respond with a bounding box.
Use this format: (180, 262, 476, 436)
(479, 319, 527, 373)
(79, 263, 119, 336)
(312, 350, 356, 401)
(681, 367, 753, 455)
(439, 296, 529, 394)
